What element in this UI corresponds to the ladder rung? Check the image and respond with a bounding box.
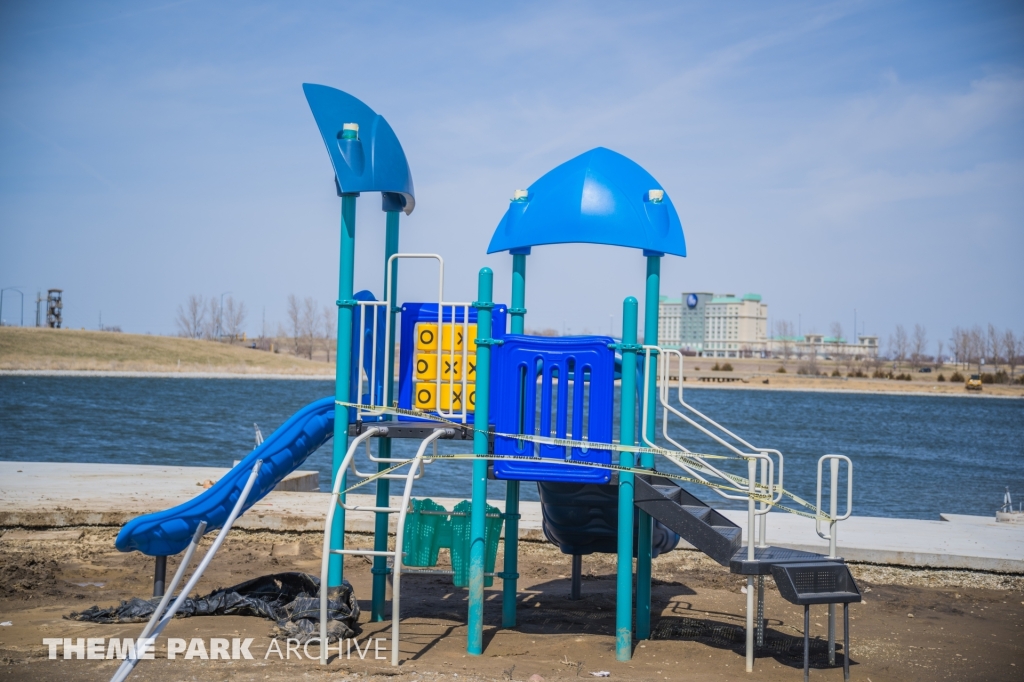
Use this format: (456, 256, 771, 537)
(342, 504, 404, 513)
(331, 549, 401, 557)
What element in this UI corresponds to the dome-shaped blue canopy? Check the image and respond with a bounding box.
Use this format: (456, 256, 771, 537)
(303, 84, 415, 214)
(487, 147, 685, 257)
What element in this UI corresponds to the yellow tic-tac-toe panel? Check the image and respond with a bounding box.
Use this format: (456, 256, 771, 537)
(439, 353, 476, 381)
(416, 323, 439, 351)
(440, 354, 462, 380)
(439, 324, 463, 351)
(413, 382, 475, 412)
(414, 382, 436, 411)
(439, 384, 465, 411)
(438, 323, 480, 351)
(415, 354, 438, 381)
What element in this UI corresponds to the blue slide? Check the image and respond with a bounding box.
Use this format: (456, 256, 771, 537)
(115, 397, 336, 557)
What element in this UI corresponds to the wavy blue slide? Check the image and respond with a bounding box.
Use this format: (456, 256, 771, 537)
(115, 396, 336, 557)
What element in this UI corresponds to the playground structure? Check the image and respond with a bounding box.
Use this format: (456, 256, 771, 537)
(111, 85, 861, 681)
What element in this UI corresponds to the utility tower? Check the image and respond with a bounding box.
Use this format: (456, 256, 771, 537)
(46, 289, 63, 328)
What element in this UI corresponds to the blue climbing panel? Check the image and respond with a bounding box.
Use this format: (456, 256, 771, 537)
(492, 335, 615, 484)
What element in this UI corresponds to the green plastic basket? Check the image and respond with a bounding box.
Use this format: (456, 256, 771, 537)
(402, 498, 450, 567)
(449, 500, 504, 587)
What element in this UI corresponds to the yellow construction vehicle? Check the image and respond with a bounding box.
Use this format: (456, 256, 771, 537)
(966, 374, 983, 391)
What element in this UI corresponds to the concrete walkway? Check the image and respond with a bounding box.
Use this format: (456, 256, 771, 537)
(2, 461, 1021, 572)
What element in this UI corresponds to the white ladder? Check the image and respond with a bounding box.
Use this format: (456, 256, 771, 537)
(319, 427, 450, 666)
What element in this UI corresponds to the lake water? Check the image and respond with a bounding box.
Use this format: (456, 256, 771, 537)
(1, 376, 1021, 520)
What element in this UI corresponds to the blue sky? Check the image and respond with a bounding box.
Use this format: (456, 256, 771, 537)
(1, 0, 1021, 349)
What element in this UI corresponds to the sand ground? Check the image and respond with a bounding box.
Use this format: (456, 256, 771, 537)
(1, 528, 1022, 682)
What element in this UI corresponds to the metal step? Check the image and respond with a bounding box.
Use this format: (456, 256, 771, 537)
(770, 561, 862, 605)
(634, 476, 742, 566)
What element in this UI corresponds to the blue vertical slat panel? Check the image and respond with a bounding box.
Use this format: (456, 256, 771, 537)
(492, 335, 615, 484)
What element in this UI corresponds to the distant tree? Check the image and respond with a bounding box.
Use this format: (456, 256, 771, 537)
(910, 324, 928, 368)
(286, 294, 320, 360)
(203, 299, 221, 340)
(950, 327, 965, 368)
(828, 321, 844, 361)
(968, 325, 985, 367)
(889, 324, 908, 369)
(223, 296, 247, 341)
(987, 324, 1002, 368)
(935, 339, 945, 368)
(175, 295, 206, 339)
(322, 304, 336, 363)
(1003, 329, 1021, 379)
(773, 320, 795, 362)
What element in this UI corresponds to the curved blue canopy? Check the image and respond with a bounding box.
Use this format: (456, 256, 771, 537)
(487, 147, 685, 257)
(303, 84, 416, 215)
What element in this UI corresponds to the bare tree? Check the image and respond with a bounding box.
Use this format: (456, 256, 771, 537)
(968, 325, 985, 368)
(935, 339, 945, 369)
(828, 321, 844, 362)
(889, 324, 908, 369)
(322, 304, 336, 363)
(987, 324, 1002, 368)
(950, 326, 966, 368)
(286, 294, 321, 360)
(175, 295, 206, 339)
(223, 296, 247, 341)
(198, 296, 219, 339)
(286, 295, 302, 356)
(773, 320, 794, 362)
(1003, 329, 1021, 378)
(910, 324, 928, 368)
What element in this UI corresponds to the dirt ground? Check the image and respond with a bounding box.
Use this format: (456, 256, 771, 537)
(1, 528, 1022, 682)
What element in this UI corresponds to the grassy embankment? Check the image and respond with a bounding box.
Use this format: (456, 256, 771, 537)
(0, 327, 334, 375)
(3, 327, 1022, 396)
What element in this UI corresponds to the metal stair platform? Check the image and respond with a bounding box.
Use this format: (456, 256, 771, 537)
(634, 475, 841, 574)
(730, 546, 841, 575)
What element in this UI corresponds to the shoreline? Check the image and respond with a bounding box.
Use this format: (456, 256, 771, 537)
(0, 368, 335, 380)
(3, 368, 1022, 399)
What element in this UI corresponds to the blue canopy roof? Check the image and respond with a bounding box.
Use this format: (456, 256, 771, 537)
(487, 147, 685, 257)
(303, 84, 416, 214)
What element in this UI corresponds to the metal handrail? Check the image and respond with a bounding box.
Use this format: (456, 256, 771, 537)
(638, 346, 780, 510)
(348, 431, 433, 482)
(111, 461, 263, 682)
(816, 454, 853, 554)
(658, 348, 784, 509)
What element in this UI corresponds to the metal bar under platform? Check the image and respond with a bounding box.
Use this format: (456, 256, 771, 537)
(349, 420, 494, 449)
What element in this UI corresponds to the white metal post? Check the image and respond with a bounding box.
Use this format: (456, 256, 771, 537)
(828, 456, 839, 665)
(746, 456, 756, 673)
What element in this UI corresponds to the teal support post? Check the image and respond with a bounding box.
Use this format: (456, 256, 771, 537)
(371, 210, 401, 621)
(502, 251, 527, 628)
(635, 254, 661, 640)
(468, 267, 494, 655)
(329, 192, 358, 587)
(616, 296, 639, 661)
(510, 252, 527, 334)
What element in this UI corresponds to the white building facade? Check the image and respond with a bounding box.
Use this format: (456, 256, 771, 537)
(658, 292, 768, 357)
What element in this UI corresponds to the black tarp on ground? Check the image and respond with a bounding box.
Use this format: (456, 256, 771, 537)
(67, 572, 359, 642)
